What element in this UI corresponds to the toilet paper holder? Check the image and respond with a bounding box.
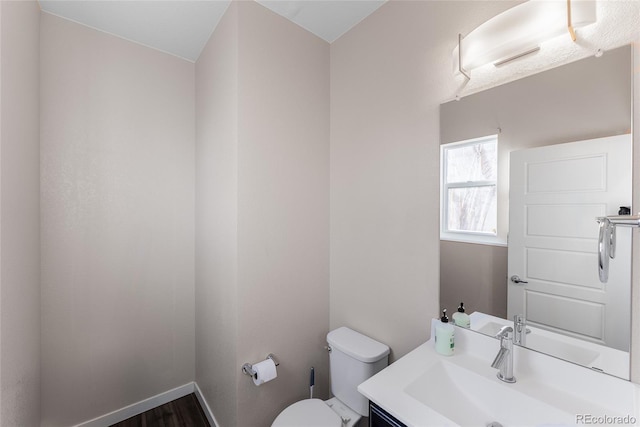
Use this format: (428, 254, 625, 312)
(242, 354, 279, 377)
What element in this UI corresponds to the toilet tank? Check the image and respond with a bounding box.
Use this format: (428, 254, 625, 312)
(327, 327, 390, 416)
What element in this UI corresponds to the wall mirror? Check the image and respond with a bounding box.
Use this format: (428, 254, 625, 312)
(439, 45, 633, 380)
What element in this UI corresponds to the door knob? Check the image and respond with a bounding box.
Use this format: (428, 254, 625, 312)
(510, 275, 528, 284)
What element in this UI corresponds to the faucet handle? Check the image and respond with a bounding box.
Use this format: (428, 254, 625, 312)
(491, 347, 509, 369)
(496, 325, 513, 339)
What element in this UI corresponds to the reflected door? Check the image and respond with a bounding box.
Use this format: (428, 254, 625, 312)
(508, 134, 631, 351)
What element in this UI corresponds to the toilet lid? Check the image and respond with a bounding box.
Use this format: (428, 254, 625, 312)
(272, 399, 341, 427)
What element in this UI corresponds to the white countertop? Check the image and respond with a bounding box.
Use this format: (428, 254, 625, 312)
(357, 320, 640, 427)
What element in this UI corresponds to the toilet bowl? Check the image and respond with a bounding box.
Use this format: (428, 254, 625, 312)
(272, 327, 390, 427)
(271, 397, 359, 427)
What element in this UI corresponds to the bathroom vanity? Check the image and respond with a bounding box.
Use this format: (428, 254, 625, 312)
(369, 401, 406, 427)
(358, 320, 640, 427)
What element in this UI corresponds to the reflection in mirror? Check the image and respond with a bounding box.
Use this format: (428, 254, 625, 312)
(470, 312, 630, 379)
(439, 45, 633, 379)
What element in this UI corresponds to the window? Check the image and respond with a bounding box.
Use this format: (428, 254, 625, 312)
(441, 135, 502, 245)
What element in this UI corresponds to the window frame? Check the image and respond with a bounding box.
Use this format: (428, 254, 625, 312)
(440, 135, 505, 246)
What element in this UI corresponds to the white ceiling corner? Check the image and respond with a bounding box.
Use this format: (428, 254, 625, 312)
(38, 0, 232, 62)
(37, 0, 387, 62)
(256, 0, 386, 43)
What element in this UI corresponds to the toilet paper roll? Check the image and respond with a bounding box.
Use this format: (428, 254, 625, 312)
(252, 358, 277, 386)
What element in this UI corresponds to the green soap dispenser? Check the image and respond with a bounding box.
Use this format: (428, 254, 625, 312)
(452, 302, 471, 328)
(435, 309, 455, 356)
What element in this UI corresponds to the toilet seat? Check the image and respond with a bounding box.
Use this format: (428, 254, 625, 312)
(272, 398, 342, 427)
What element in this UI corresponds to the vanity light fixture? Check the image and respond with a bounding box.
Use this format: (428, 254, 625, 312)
(454, 0, 597, 79)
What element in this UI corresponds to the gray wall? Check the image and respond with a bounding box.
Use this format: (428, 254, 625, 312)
(195, 3, 238, 427)
(440, 46, 632, 319)
(236, 3, 330, 426)
(40, 13, 195, 426)
(0, 1, 41, 425)
(441, 242, 508, 319)
(196, 3, 330, 426)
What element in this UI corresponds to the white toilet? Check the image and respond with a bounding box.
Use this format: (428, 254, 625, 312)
(272, 327, 390, 427)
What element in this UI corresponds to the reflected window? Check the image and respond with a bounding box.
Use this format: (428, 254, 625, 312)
(441, 135, 499, 244)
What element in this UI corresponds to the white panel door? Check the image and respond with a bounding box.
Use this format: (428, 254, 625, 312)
(508, 134, 631, 351)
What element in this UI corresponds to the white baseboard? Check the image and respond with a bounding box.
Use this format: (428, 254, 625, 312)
(73, 383, 195, 427)
(194, 382, 220, 427)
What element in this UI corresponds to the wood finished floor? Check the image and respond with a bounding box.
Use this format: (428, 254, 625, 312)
(109, 394, 210, 427)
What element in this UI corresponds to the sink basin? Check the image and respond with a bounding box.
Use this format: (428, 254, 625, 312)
(404, 359, 574, 427)
(476, 321, 599, 367)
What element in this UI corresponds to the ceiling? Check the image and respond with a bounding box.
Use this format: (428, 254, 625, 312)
(38, 0, 387, 62)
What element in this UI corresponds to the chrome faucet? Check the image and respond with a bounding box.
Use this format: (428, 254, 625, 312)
(513, 314, 529, 346)
(491, 325, 516, 383)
